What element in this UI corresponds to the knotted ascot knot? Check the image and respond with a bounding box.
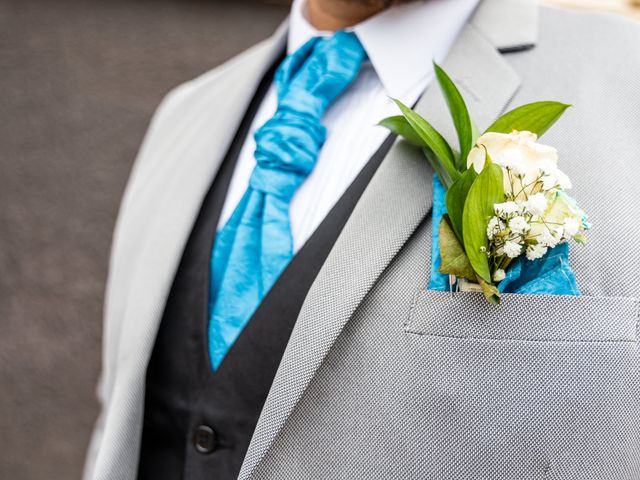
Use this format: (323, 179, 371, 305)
(208, 31, 366, 370)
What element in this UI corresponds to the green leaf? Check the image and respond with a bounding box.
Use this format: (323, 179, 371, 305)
(378, 116, 426, 148)
(462, 151, 505, 284)
(477, 275, 501, 305)
(392, 99, 459, 183)
(485, 101, 571, 137)
(423, 148, 453, 189)
(433, 62, 473, 171)
(445, 166, 477, 242)
(437, 215, 476, 281)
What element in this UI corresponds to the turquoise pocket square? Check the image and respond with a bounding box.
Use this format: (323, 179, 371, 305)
(428, 175, 580, 296)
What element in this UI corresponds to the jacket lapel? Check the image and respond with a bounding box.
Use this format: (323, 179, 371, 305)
(240, 1, 534, 477)
(114, 24, 287, 365)
(96, 24, 289, 477)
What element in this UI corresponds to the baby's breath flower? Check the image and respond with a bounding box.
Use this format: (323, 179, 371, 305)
(539, 163, 572, 191)
(553, 225, 565, 239)
(493, 269, 506, 282)
(486, 216, 505, 240)
(538, 228, 561, 248)
(541, 174, 558, 191)
(526, 243, 548, 261)
(537, 159, 557, 176)
(509, 160, 528, 177)
(555, 169, 572, 190)
(503, 240, 523, 258)
(524, 193, 548, 216)
(509, 216, 530, 235)
(494, 201, 521, 218)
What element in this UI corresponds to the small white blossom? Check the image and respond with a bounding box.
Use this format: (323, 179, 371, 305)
(541, 173, 558, 191)
(486, 216, 505, 240)
(538, 228, 561, 248)
(555, 169, 572, 190)
(494, 201, 521, 217)
(509, 159, 529, 177)
(503, 240, 523, 258)
(539, 163, 572, 191)
(524, 193, 548, 216)
(526, 243, 548, 261)
(493, 269, 506, 282)
(509, 216, 530, 234)
(500, 149, 528, 176)
(537, 159, 557, 175)
(563, 217, 580, 237)
(553, 226, 565, 239)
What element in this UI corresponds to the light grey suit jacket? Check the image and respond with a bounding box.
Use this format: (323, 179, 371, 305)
(84, 1, 640, 478)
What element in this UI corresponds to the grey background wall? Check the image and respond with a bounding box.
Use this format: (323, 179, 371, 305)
(0, 1, 287, 478)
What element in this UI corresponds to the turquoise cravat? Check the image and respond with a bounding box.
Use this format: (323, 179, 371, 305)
(207, 31, 366, 370)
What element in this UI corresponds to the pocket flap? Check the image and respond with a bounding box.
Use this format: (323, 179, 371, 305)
(406, 291, 638, 343)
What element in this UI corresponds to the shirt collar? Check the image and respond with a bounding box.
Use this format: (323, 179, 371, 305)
(288, 0, 482, 101)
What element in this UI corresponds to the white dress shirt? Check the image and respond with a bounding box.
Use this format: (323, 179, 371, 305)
(218, 0, 480, 253)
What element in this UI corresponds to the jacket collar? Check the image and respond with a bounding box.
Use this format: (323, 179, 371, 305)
(472, 0, 539, 52)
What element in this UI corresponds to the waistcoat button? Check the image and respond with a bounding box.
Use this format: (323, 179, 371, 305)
(193, 425, 216, 454)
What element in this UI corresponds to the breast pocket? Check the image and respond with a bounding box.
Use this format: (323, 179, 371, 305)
(405, 291, 638, 343)
(401, 291, 640, 478)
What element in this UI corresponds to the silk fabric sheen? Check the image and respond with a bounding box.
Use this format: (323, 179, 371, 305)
(207, 32, 366, 369)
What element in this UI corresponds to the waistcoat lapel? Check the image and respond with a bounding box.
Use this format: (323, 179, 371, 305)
(240, 1, 536, 477)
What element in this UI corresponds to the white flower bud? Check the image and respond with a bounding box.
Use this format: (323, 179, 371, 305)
(493, 269, 506, 282)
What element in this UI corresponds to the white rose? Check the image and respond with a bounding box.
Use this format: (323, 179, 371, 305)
(467, 130, 559, 199)
(544, 191, 587, 240)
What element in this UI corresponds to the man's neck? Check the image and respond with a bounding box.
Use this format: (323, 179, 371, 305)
(306, 0, 389, 31)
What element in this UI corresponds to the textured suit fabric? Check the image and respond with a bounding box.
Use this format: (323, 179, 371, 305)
(246, 9, 640, 480)
(85, 2, 640, 479)
(137, 50, 395, 479)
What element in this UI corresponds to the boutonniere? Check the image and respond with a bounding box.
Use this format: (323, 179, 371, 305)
(380, 64, 590, 304)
